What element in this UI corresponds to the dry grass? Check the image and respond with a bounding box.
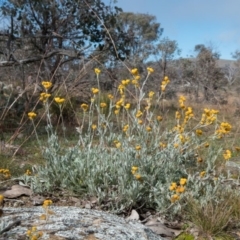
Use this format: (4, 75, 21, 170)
(185, 192, 240, 240)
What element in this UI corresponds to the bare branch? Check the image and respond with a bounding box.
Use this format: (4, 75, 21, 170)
(0, 46, 91, 67)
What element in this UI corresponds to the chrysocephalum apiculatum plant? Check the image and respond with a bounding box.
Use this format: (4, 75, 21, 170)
(19, 67, 239, 216)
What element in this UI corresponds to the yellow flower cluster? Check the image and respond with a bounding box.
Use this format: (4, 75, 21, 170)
(131, 166, 142, 181)
(43, 199, 52, 208)
(91, 88, 99, 95)
(147, 67, 154, 74)
(135, 145, 141, 150)
(131, 68, 139, 76)
(122, 124, 129, 132)
(131, 68, 141, 87)
(161, 76, 170, 92)
(146, 126, 152, 132)
(54, 97, 65, 105)
(200, 171, 206, 178)
(223, 149, 231, 160)
(169, 178, 187, 203)
(124, 103, 131, 110)
(178, 96, 186, 109)
(81, 103, 89, 112)
(94, 68, 101, 75)
(25, 169, 32, 176)
(91, 124, 96, 130)
(159, 142, 167, 149)
(100, 102, 107, 108)
(108, 94, 114, 99)
(196, 129, 203, 136)
(157, 115, 163, 121)
(0, 169, 11, 179)
(173, 125, 184, 134)
(184, 107, 194, 122)
(28, 112, 37, 120)
(215, 122, 232, 138)
(39, 92, 51, 103)
(136, 110, 143, 118)
(200, 108, 219, 125)
(114, 140, 121, 148)
(42, 81, 52, 90)
(26, 226, 43, 240)
(175, 111, 181, 119)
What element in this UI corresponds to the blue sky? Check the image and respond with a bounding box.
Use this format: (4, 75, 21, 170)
(104, 0, 240, 60)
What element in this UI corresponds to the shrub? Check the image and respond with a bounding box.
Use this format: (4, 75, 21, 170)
(19, 68, 237, 218)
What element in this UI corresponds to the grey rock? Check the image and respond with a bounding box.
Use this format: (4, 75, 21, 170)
(0, 207, 167, 240)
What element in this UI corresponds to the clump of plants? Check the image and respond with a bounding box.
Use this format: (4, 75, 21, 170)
(19, 67, 240, 236)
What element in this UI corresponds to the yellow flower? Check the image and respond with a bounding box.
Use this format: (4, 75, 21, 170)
(146, 126, 152, 132)
(135, 174, 142, 181)
(136, 110, 143, 118)
(235, 146, 240, 152)
(175, 111, 181, 119)
(26, 230, 31, 236)
(28, 112, 37, 120)
(114, 109, 120, 115)
(42, 81, 52, 90)
(176, 186, 185, 193)
(132, 79, 139, 87)
(115, 142, 121, 148)
(100, 102, 107, 108)
(159, 142, 167, 148)
(196, 129, 203, 136)
(92, 124, 97, 130)
(134, 75, 141, 81)
(43, 199, 52, 208)
(123, 124, 129, 132)
(131, 166, 138, 174)
(135, 145, 141, 150)
(54, 97, 65, 104)
(25, 169, 31, 176)
(161, 84, 166, 92)
(81, 103, 89, 112)
(108, 94, 114, 99)
(131, 68, 139, 76)
(148, 91, 155, 98)
(39, 92, 51, 102)
(157, 115, 163, 121)
(180, 178, 187, 186)
(121, 79, 130, 86)
(147, 67, 154, 74)
(223, 149, 231, 160)
(94, 68, 101, 75)
(138, 119, 143, 125)
(124, 103, 131, 110)
(171, 194, 180, 203)
(174, 143, 179, 148)
(216, 122, 232, 137)
(91, 88, 99, 94)
(204, 142, 209, 148)
(200, 171, 206, 178)
(169, 182, 177, 191)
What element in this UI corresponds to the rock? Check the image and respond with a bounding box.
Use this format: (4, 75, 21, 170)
(2, 185, 32, 199)
(0, 207, 167, 240)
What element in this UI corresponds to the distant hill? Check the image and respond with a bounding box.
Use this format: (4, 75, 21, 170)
(216, 59, 235, 68)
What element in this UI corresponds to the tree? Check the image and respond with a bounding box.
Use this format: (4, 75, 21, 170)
(156, 37, 181, 78)
(0, 0, 128, 78)
(194, 44, 224, 102)
(116, 12, 163, 65)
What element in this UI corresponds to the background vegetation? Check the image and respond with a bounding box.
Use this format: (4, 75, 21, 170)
(1, 1, 240, 239)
